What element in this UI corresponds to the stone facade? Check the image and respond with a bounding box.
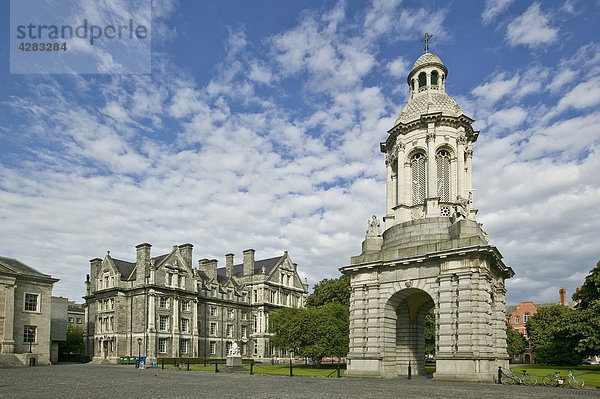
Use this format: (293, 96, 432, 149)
(0, 256, 59, 366)
(340, 51, 515, 382)
(84, 244, 308, 364)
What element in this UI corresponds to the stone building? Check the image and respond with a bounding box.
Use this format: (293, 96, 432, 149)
(67, 301, 85, 327)
(341, 47, 514, 381)
(84, 244, 308, 364)
(0, 256, 59, 366)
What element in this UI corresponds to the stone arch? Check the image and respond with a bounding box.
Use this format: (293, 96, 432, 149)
(380, 287, 436, 377)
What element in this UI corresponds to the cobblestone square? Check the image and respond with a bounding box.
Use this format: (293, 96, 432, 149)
(1, 364, 599, 399)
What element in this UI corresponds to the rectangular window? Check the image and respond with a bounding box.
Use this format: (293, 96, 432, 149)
(253, 316, 257, 333)
(158, 338, 167, 353)
(254, 342, 258, 355)
(167, 273, 173, 286)
(210, 306, 217, 317)
(515, 316, 520, 324)
(226, 341, 232, 354)
(181, 318, 189, 333)
(242, 325, 247, 338)
(110, 298, 115, 309)
(226, 324, 233, 337)
(179, 339, 188, 354)
(210, 322, 217, 336)
(283, 293, 288, 306)
(253, 290, 258, 303)
(524, 313, 530, 323)
(211, 287, 216, 297)
(228, 309, 234, 319)
(24, 293, 39, 312)
(159, 315, 169, 331)
(182, 300, 190, 312)
(68, 317, 74, 323)
(270, 290, 275, 303)
(104, 276, 109, 288)
(227, 290, 232, 300)
(242, 312, 247, 320)
(178, 275, 184, 288)
(76, 317, 82, 324)
(23, 325, 36, 342)
(159, 297, 168, 309)
(209, 341, 216, 355)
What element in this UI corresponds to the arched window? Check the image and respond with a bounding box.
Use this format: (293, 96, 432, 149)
(431, 70, 439, 86)
(418, 72, 426, 88)
(411, 152, 426, 204)
(436, 150, 451, 202)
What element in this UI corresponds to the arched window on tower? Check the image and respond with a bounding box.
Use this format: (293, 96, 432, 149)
(436, 150, 451, 202)
(418, 72, 426, 88)
(431, 70, 439, 86)
(411, 152, 426, 205)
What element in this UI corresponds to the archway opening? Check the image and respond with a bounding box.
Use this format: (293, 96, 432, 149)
(384, 288, 435, 377)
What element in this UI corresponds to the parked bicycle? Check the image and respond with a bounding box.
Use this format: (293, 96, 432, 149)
(542, 370, 584, 389)
(502, 369, 538, 386)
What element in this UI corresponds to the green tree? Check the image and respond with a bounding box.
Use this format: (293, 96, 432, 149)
(526, 305, 580, 365)
(505, 322, 527, 357)
(572, 260, 600, 310)
(305, 275, 350, 308)
(571, 260, 600, 357)
(270, 302, 349, 366)
(59, 324, 84, 357)
(424, 308, 435, 356)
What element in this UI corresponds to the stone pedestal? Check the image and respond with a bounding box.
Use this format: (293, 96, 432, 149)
(226, 355, 242, 368)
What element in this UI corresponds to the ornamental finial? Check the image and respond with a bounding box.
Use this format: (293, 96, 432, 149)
(420, 32, 433, 52)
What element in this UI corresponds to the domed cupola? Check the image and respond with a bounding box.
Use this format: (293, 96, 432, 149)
(394, 51, 463, 126)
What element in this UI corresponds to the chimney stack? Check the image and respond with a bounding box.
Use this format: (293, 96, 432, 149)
(135, 243, 152, 285)
(225, 253, 234, 278)
(575, 286, 582, 303)
(243, 249, 255, 276)
(178, 243, 193, 268)
(559, 287, 566, 305)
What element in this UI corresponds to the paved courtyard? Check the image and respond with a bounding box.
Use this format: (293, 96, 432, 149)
(0, 364, 599, 399)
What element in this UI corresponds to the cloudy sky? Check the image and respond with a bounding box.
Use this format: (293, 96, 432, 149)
(1, 0, 599, 305)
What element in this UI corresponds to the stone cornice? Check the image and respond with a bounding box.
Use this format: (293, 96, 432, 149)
(340, 245, 515, 279)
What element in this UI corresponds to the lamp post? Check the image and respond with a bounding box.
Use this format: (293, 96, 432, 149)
(137, 338, 142, 368)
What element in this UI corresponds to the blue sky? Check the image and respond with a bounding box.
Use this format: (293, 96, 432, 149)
(1, 0, 599, 305)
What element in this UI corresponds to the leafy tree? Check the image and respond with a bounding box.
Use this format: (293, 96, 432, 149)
(424, 308, 435, 356)
(572, 260, 600, 310)
(526, 305, 580, 365)
(505, 322, 527, 357)
(270, 302, 349, 366)
(59, 324, 84, 357)
(305, 275, 350, 308)
(571, 260, 600, 357)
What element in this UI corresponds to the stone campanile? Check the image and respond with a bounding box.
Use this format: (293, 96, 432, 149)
(341, 44, 514, 382)
(383, 51, 477, 227)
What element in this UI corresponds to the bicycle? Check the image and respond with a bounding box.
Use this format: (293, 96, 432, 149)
(501, 369, 538, 386)
(542, 370, 584, 389)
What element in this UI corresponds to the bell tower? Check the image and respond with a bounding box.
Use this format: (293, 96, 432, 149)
(341, 39, 514, 382)
(383, 50, 478, 227)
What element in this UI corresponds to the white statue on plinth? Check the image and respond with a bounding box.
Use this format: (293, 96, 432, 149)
(228, 341, 240, 357)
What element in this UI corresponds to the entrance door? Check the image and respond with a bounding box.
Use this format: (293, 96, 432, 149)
(103, 341, 108, 359)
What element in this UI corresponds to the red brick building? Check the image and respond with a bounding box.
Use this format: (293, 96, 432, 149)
(506, 287, 577, 364)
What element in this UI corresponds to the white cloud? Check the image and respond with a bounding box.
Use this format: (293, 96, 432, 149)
(482, 0, 516, 24)
(487, 106, 528, 129)
(506, 3, 558, 47)
(387, 56, 410, 78)
(471, 74, 519, 105)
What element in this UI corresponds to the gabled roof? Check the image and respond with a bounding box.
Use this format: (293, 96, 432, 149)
(110, 258, 136, 281)
(0, 256, 57, 281)
(108, 252, 172, 281)
(216, 255, 283, 278)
